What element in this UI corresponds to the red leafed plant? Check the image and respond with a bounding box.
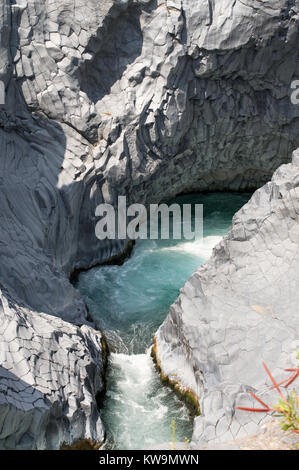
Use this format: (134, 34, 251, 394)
(237, 353, 299, 434)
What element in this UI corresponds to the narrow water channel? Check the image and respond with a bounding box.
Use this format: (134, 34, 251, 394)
(76, 193, 250, 450)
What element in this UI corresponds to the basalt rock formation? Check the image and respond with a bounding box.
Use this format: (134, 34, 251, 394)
(155, 149, 299, 446)
(0, 287, 106, 449)
(0, 0, 298, 449)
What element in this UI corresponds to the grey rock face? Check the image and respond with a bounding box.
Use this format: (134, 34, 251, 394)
(155, 149, 299, 446)
(0, 0, 299, 449)
(0, 288, 105, 450)
(2, 0, 299, 319)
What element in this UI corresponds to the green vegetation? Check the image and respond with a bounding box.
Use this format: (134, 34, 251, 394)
(237, 353, 299, 436)
(170, 419, 176, 450)
(273, 390, 299, 433)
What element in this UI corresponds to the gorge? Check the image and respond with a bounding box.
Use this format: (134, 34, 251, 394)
(0, 0, 298, 450)
(76, 192, 250, 449)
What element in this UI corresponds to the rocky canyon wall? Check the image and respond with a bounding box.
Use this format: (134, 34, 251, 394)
(0, 0, 298, 449)
(155, 149, 299, 447)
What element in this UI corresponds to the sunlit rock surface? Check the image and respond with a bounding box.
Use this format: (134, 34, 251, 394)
(155, 150, 299, 446)
(1, 0, 299, 318)
(0, 0, 298, 449)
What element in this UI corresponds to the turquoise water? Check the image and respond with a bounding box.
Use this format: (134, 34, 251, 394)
(76, 193, 250, 450)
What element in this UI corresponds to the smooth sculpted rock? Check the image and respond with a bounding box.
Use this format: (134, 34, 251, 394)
(154, 150, 299, 446)
(1, 0, 299, 319)
(0, 288, 105, 450)
(0, 0, 299, 449)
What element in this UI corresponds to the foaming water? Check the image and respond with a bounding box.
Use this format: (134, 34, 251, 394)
(101, 352, 192, 450)
(76, 193, 251, 449)
(159, 235, 223, 258)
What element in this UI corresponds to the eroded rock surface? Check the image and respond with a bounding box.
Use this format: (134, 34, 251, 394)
(0, 287, 105, 450)
(0, 0, 299, 449)
(155, 150, 299, 446)
(2, 0, 299, 322)
(147, 421, 299, 450)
